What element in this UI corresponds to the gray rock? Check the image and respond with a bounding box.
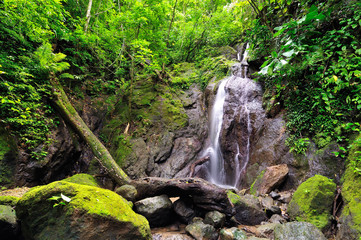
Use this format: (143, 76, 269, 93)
(274, 222, 327, 240)
(269, 214, 287, 224)
(152, 233, 194, 240)
(0, 205, 22, 240)
(173, 198, 195, 224)
(219, 227, 247, 240)
(278, 191, 293, 203)
(257, 223, 280, 238)
(135, 195, 173, 227)
(233, 194, 268, 225)
(185, 218, 218, 240)
(204, 211, 226, 228)
(115, 184, 137, 201)
(269, 191, 280, 199)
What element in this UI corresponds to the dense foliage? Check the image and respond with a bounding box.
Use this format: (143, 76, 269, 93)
(247, 0, 361, 173)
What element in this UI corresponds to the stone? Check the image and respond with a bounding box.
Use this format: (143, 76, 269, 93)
(134, 195, 173, 227)
(278, 191, 293, 203)
(269, 214, 287, 224)
(173, 198, 195, 224)
(266, 206, 281, 218)
(256, 223, 280, 238)
(185, 218, 218, 240)
(287, 174, 336, 231)
(115, 184, 137, 201)
(204, 211, 226, 228)
(0, 205, 22, 240)
(274, 222, 327, 240)
(152, 232, 194, 240)
(227, 192, 267, 225)
(258, 164, 289, 195)
(16, 181, 151, 240)
(219, 227, 247, 240)
(269, 191, 280, 199)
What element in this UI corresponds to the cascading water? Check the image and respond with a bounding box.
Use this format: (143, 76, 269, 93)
(201, 43, 263, 189)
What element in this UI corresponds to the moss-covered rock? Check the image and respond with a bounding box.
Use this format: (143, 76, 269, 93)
(0, 196, 19, 207)
(62, 173, 99, 187)
(287, 175, 336, 230)
(16, 181, 151, 240)
(337, 133, 361, 240)
(227, 191, 267, 225)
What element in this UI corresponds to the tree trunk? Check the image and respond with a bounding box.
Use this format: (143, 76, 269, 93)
(50, 78, 131, 186)
(84, 0, 93, 32)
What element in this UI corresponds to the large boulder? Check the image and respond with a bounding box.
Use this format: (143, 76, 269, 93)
(227, 191, 267, 225)
(274, 222, 327, 240)
(62, 173, 99, 187)
(287, 175, 336, 230)
(337, 133, 361, 240)
(16, 181, 151, 240)
(134, 195, 173, 227)
(258, 164, 289, 195)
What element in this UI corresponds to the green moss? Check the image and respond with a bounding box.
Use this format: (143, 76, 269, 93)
(339, 133, 361, 238)
(287, 175, 336, 230)
(0, 196, 19, 207)
(62, 174, 99, 187)
(250, 170, 265, 195)
(16, 181, 151, 239)
(227, 191, 241, 205)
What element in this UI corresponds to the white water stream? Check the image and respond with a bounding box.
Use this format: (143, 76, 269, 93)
(203, 44, 253, 188)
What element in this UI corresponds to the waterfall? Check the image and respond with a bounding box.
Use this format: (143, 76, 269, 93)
(201, 43, 260, 189)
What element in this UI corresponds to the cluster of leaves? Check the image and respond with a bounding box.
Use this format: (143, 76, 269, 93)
(248, 0, 361, 172)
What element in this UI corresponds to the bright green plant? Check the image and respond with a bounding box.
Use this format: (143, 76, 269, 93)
(48, 193, 71, 208)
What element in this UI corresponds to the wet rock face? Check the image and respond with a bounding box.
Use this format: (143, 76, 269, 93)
(124, 85, 208, 179)
(219, 74, 265, 187)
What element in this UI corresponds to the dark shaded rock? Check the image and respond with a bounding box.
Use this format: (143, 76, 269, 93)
(0, 205, 23, 240)
(173, 198, 195, 224)
(134, 195, 173, 227)
(227, 192, 267, 225)
(115, 184, 137, 202)
(204, 211, 226, 228)
(219, 227, 247, 240)
(0, 128, 17, 186)
(274, 222, 327, 240)
(258, 164, 289, 195)
(185, 218, 218, 240)
(287, 175, 336, 231)
(16, 181, 151, 240)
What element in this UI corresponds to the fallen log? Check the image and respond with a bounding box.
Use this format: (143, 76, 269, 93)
(131, 177, 235, 217)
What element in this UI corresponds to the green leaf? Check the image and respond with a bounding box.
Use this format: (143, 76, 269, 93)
(282, 50, 295, 58)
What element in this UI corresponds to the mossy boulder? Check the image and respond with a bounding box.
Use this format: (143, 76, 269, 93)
(0, 204, 22, 239)
(0, 196, 20, 207)
(287, 174, 336, 230)
(62, 173, 99, 187)
(227, 191, 267, 225)
(337, 133, 361, 240)
(16, 181, 151, 240)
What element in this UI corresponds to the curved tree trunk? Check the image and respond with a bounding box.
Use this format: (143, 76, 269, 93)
(50, 78, 130, 186)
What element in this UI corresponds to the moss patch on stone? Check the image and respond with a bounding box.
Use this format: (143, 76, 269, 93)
(16, 181, 151, 239)
(339, 132, 361, 238)
(0, 196, 19, 207)
(250, 170, 265, 195)
(287, 174, 336, 230)
(62, 173, 99, 187)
